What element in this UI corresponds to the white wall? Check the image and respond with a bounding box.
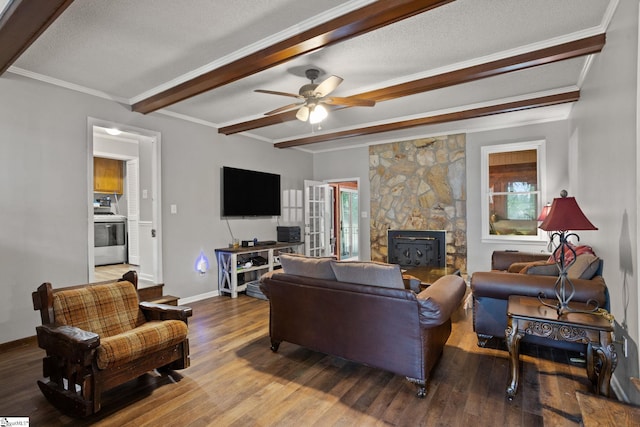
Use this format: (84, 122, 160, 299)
(465, 120, 571, 275)
(313, 146, 371, 261)
(568, 0, 639, 402)
(0, 73, 312, 344)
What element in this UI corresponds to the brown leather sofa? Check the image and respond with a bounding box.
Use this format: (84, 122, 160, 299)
(471, 250, 609, 350)
(260, 256, 466, 397)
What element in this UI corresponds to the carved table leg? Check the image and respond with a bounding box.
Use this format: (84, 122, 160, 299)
(505, 318, 524, 400)
(586, 342, 597, 387)
(592, 331, 617, 397)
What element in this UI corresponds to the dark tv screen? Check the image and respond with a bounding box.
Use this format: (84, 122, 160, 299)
(222, 166, 281, 217)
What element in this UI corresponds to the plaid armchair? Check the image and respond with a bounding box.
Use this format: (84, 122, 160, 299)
(32, 271, 191, 417)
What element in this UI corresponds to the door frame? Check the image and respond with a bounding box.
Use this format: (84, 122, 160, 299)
(86, 117, 163, 284)
(326, 178, 360, 260)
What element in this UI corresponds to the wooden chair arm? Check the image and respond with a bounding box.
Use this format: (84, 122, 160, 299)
(139, 301, 193, 322)
(36, 324, 100, 363)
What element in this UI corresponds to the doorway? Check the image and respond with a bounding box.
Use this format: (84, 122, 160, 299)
(87, 118, 163, 285)
(329, 180, 359, 260)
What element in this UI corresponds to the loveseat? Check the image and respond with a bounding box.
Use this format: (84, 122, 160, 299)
(471, 250, 609, 350)
(260, 254, 466, 397)
(32, 272, 192, 417)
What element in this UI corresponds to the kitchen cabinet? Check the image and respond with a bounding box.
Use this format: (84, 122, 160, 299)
(94, 157, 123, 194)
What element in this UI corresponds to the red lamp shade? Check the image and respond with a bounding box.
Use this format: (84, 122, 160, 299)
(539, 196, 597, 232)
(537, 203, 552, 222)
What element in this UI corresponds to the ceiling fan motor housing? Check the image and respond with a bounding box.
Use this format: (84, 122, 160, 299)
(299, 83, 319, 98)
(299, 68, 321, 97)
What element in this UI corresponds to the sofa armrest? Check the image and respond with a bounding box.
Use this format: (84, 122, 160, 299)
(140, 301, 193, 322)
(416, 275, 466, 327)
(471, 271, 608, 306)
(36, 324, 100, 363)
(491, 250, 549, 271)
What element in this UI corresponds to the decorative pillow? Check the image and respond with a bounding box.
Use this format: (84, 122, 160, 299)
(278, 253, 337, 280)
(567, 254, 600, 279)
(330, 261, 404, 289)
(519, 261, 559, 276)
(548, 244, 596, 264)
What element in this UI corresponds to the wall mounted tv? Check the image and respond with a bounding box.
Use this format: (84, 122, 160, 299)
(222, 166, 281, 217)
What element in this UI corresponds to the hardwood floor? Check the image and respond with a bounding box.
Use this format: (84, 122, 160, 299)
(1, 295, 602, 426)
(94, 264, 139, 282)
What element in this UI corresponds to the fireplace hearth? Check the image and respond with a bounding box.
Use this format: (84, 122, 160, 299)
(387, 230, 446, 269)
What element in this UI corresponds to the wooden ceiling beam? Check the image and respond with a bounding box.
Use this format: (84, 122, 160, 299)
(131, 0, 454, 114)
(219, 34, 603, 135)
(0, 0, 74, 75)
(273, 90, 580, 149)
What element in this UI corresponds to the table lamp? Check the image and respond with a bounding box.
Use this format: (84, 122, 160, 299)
(538, 190, 598, 315)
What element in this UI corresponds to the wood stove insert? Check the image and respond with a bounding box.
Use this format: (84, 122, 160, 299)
(387, 230, 446, 269)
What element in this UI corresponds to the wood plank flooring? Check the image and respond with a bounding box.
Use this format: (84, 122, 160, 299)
(94, 264, 138, 282)
(1, 294, 603, 426)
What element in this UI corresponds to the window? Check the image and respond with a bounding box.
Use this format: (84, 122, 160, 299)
(481, 140, 546, 242)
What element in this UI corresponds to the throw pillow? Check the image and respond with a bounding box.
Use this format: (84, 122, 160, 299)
(548, 244, 596, 264)
(567, 254, 600, 280)
(278, 253, 337, 280)
(330, 261, 405, 289)
(519, 261, 559, 276)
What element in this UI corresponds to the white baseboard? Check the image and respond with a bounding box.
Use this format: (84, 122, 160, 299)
(179, 290, 219, 305)
(611, 373, 629, 403)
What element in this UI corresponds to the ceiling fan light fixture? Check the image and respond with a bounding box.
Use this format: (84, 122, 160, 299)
(296, 106, 310, 122)
(309, 104, 328, 124)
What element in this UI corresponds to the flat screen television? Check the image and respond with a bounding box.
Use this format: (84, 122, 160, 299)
(221, 166, 281, 217)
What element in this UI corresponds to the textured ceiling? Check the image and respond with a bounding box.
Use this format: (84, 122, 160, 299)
(5, 0, 616, 152)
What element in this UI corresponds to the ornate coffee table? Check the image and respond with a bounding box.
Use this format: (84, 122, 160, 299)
(505, 295, 616, 399)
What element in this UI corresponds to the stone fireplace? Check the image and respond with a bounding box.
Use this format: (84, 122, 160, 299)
(387, 230, 446, 268)
(369, 135, 467, 272)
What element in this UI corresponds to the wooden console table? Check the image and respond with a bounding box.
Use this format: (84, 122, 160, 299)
(215, 242, 303, 298)
(505, 295, 616, 399)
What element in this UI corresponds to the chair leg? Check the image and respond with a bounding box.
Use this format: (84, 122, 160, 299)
(406, 377, 427, 398)
(37, 380, 94, 418)
(477, 334, 492, 347)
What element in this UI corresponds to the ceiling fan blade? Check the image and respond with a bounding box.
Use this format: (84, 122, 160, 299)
(296, 106, 310, 122)
(324, 97, 376, 107)
(255, 89, 303, 99)
(264, 102, 303, 115)
(314, 75, 343, 97)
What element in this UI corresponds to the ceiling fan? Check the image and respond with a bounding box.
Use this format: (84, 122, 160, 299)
(255, 69, 376, 123)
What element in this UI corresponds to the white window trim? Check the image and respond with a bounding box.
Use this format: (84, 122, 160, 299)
(481, 140, 548, 243)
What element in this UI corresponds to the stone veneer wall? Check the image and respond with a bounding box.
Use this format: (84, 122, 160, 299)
(369, 135, 467, 273)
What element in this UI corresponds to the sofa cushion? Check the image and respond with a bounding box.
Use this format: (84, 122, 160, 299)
(96, 320, 188, 369)
(330, 261, 404, 289)
(567, 254, 600, 279)
(520, 261, 559, 276)
(278, 253, 337, 280)
(53, 281, 145, 337)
